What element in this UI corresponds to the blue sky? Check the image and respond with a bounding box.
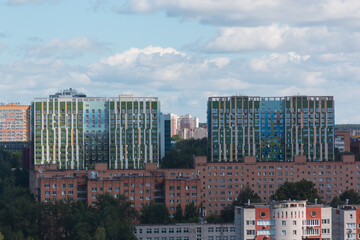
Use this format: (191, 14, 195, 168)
(1, 0, 360, 123)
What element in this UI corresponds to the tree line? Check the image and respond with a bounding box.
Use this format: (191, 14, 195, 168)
(2, 138, 360, 239)
(0, 148, 138, 240)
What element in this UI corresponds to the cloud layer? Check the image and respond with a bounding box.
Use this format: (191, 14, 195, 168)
(1, 45, 359, 123)
(120, 0, 360, 27)
(25, 37, 105, 58)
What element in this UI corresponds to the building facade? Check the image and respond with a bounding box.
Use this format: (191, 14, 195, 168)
(335, 131, 351, 152)
(235, 200, 332, 240)
(135, 222, 235, 240)
(31, 154, 360, 217)
(208, 96, 335, 162)
(332, 205, 360, 240)
(32, 89, 160, 170)
(161, 113, 172, 159)
(0, 103, 30, 142)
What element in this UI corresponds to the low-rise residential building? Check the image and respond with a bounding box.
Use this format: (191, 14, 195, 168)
(31, 154, 360, 217)
(135, 222, 235, 240)
(235, 200, 332, 240)
(332, 205, 360, 240)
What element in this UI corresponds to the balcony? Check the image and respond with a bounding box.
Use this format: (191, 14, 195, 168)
(302, 227, 319, 236)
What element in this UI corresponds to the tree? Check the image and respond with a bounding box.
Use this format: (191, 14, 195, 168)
(330, 196, 341, 208)
(270, 180, 322, 203)
(233, 185, 261, 206)
(0, 232, 4, 240)
(184, 202, 198, 223)
(92, 227, 106, 240)
(141, 201, 171, 224)
(95, 194, 138, 240)
(174, 205, 183, 222)
(339, 189, 360, 204)
(171, 135, 182, 142)
(206, 214, 222, 224)
(161, 138, 207, 168)
(220, 185, 261, 222)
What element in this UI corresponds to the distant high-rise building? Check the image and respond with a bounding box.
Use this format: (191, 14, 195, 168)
(334, 130, 350, 152)
(160, 113, 171, 159)
(0, 103, 30, 142)
(179, 114, 199, 129)
(169, 113, 179, 137)
(178, 127, 208, 140)
(32, 89, 160, 170)
(208, 96, 335, 162)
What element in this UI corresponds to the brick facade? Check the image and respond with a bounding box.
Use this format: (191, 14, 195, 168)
(31, 155, 360, 216)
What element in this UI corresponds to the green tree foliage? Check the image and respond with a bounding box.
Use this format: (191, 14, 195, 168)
(94, 194, 138, 240)
(162, 138, 207, 168)
(92, 227, 106, 240)
(270, 180, 322, 203)
(174, 205, 183, 222)
(330, 196, 341, 208)
(171, 135, 182, 142)
(184, 202, 199, 223)
(330, 189, 360, 208)
(0, 148, 138, 240)
(141, 201, 171, 224)
(339, 189, 360, 204)
(206, 214, 223, 224)
(220, 185, 261, 223)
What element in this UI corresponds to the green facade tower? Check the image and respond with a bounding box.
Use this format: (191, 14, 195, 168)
(32, 89, 160, 170)
(208, 96, 334, 162)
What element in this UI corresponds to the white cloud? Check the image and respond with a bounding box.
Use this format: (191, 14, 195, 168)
(202, 24, 360, 53)
(249, 52, 310, 72)
(1, 45, 360, 123)
(120, 0, 360, 27)
(100, 46, 186, 66)
(26, 37, 104, 58)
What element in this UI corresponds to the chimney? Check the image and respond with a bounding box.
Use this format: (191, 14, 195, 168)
(315, 198, 317, 205)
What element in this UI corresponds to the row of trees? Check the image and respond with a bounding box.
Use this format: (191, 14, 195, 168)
(141, 201, 201, 224)
(0, 148, 139, 240)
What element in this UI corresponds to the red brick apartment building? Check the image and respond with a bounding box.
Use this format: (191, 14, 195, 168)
(31, 155, 360, 216)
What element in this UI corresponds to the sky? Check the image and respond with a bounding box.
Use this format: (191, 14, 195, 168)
(1, 0, 360, 123)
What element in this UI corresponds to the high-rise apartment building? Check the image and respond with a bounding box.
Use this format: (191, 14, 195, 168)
(208, 96, 335, 162)
(0, 103, 30, 142)
(179, 114, 199, 129)
(32, 89, 160, 170)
